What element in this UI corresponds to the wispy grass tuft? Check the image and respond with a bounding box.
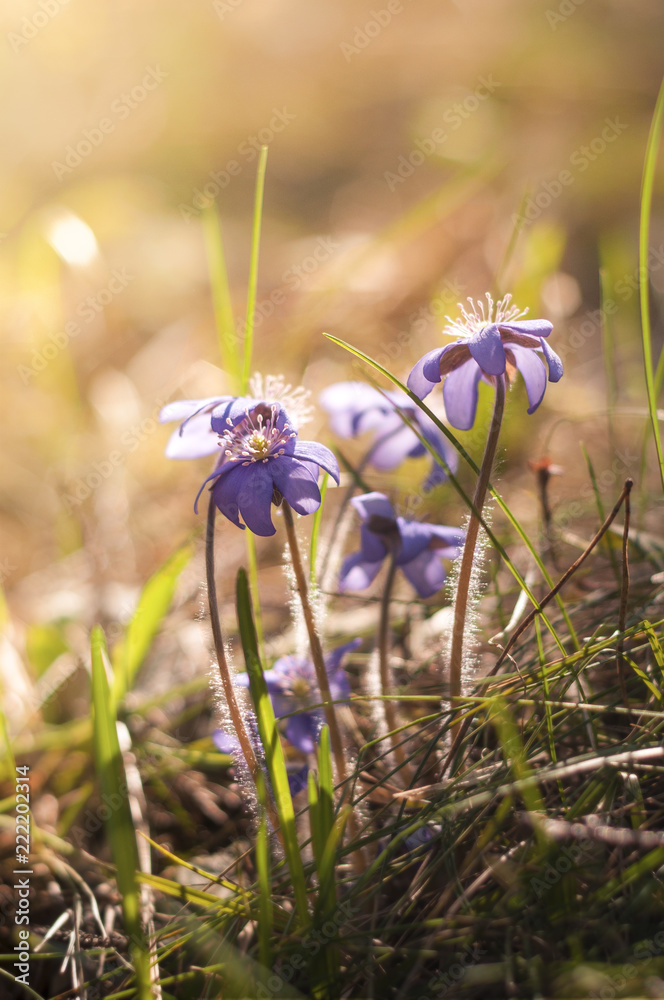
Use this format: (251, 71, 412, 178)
(202, 204, 242, 393)
(241, 145, 269, 394)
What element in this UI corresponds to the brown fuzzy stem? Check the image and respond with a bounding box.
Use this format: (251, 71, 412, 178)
(281, 500, 368, 874)
(378, 553, 408, 771)
(206, 494, 260, 783)
(281, 500, 348, 784)
(448, 376, 506, 707)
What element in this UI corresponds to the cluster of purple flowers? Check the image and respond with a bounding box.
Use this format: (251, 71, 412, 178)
(235, 638, 361, 753)
(338, 492, 465, 600)
(161, 293, 561, 754)
(161, 393, 339, 537)
(319, 381, 458, 490)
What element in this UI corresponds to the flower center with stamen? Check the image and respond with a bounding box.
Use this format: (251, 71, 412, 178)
(218, 403, 297, 466)
(444, 292, 527, 341)
(246, 430, 270, 457)
(290, 677, 312, 700)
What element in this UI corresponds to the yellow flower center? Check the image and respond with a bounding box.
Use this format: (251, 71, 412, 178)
(291, 677, 311, 699)
(246, 430, 270, 457)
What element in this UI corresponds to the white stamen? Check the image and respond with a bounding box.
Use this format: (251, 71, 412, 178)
(443, 293, 527, 341)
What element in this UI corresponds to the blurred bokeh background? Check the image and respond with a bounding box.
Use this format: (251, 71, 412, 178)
(1, 0, 663, 648)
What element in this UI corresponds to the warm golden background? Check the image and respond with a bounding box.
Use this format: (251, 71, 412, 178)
(2, 0, 663, 632)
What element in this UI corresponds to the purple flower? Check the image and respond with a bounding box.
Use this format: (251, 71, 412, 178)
(407, 294, 563, 431)
(319, 381, 458, 489)
(235, 639, 361, 753)
(160, 396, 232, 459)
(160, 394, 339, 536)
(213, 721, 309, 798)
(339, 492, 464, 599)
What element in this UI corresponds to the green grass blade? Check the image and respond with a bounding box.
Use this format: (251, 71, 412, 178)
(203, 196, 266, 655)
(316, 724, 334, 846)
(311, 807, 349, 998)
(137, 871, 258, 919)
(308, 731, 344, 1000)
(598, 263, 618, 426)
(90, 626, 152, 999)
(309, 726, 336, 917)
(246, 532, 265, 659)
(581, 443, 620, 581)
(255, 770, 273, 970)
(242, 145, 269, 393)
(625, 653, 662, 702)
(0, 699, 15, 783)
(235, 567, 310, 929)
(635, 621, 664, 701)
(309, 472, 329, 587)
(111, 541, 193, 706)
(595, 846, 664, 902)
(308, 769, 322, 861)
(0, 593, 16, 782)
(0, 965, 46, 1000)
(639, 73, 664, 492)
(643, 620, 664, 673)
(488, 696, 546, 826)
(493, 185, 531, 296)
(202, 204, 242, 393)
(533, 616, 558, 768)
(315, 807, 348, 920)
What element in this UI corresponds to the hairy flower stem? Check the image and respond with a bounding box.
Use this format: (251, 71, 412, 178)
(378, 554, 408, 773)
(281, 500, 366, 874)
(206, 495, 261, 786)
(448, 376, 506, 712)
(281, 500, 348, 781)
